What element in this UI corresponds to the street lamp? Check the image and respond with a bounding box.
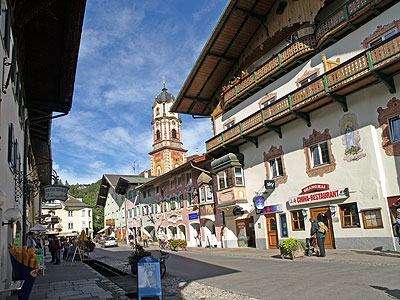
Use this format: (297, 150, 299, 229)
(2, 208, 22, 226)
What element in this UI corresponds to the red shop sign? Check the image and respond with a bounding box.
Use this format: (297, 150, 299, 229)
(301, 184, 329, 194)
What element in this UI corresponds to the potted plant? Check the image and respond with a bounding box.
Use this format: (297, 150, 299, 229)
(169, 239, 187, 251)
(128, 245, 151, 275)
(279, 238, 305, 260)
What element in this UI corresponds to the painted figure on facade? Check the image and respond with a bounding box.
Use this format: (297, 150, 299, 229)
(339, 113, 366, 162)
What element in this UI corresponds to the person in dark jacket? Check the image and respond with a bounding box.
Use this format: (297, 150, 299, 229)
(310, 218, 326, 257)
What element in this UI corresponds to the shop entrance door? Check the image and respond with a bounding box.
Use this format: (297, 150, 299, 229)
(310, 206, 335, 249)
(235, 217, 255, 247)
(265, 214, 278, 249)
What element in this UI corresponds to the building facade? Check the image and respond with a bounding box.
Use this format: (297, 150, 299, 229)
(171, 0, 400, 250)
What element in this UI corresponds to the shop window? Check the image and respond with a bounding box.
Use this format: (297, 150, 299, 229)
(339, 203, 360, 228)
(310, 142, 330, 167)
(280, 214, 288, 237)
(303, 129, 336, 177)
(264, 145, 288, 187)
(291, 210, 305, 231)
(172, 129, 177, 139)
(362, 209, 383, 229)
(388, 115, 400, 143)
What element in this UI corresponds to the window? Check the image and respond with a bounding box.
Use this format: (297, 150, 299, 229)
(170, 197, 176, 210)
(163, 103, 166, 116)
(263, 97, 276, 108)
(128, 209, 132, 218)
(280, 214, 288, 237)
(172, 129, 177, 139)
(142, 206, 146, 216)
(133, 208, 137, 217)
(205, 185, 213, 202)
(165, 200, 170, 211)
(170, 180, 175, 189)
(156, 107, 160, 116)
(291, 211, 305, 231)
(156, 130, 160, 140)
(68, 211, 73, 217)
(157, 202, 162, 213)
(89, 221, 92, 229)
(225, 121, 235, 129)
(299, 73, 318, 86)
(199, 188, 205, 203)
(186, 192, 194, 206)
(156, 186, 159, 194)
(179, 194, 184, 209)
(68, 222, 73, 230)
(88, 210, 91, 217)
(369, 28, 398, 48)
(339, 203, 360, 228)
(269, 157, 283, 178)
(309, 142, 330, 167)
(147, 190, 151, 197)
(217, 168, 243, 190)
(362, 209, 383, 229)
(389, 115, 400, 143)
(82, 221, 86, 228)
(177, 176, 182, 187)
(186, 172, 192, 185)
(82, 210, 85, 217)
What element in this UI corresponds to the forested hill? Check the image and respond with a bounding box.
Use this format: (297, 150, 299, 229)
(65, 180, 104, 233)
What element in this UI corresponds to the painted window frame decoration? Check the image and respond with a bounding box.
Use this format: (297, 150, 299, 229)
(296, 68, 320, 88)
(263, 145, 288, 187)
(377, 97, 400, 156)
(303, 129, 336, 177)
(362, 20, 400, 49)
(223, 117, 236, 130)
(258, 92, 278, 109)
(339, 203, 361, 228)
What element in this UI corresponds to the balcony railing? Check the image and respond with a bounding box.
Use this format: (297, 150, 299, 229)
(222, 0, 388, 109)
(207, 33, 400, 153)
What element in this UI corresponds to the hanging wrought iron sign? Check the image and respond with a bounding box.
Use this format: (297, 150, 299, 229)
(253, 196, 265, 210)
(43, 184, 69, 201)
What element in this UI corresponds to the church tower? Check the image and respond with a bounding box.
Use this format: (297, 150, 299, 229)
(150, 79, 187, 176)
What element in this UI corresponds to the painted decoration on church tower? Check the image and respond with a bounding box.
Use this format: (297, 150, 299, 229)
(339, 113, 366, 162)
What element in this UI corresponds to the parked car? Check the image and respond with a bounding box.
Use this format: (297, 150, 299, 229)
(100, 237, 118, 248)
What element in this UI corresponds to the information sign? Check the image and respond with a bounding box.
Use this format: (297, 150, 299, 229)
(256, 204, 283, 214)
(189, 213, 198, 220)
(43, 185, 69, 201)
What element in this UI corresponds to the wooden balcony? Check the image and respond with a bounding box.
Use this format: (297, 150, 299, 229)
(222, 0, 394, 110)
(106, 219, 115, 226)
(207, 33, 400, 154)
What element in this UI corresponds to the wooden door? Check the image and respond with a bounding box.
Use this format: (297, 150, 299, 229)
(265, 214, 278, 249)
(310, 206, 335, 249)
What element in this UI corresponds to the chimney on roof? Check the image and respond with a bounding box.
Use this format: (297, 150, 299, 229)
(144, 170, 148, 178)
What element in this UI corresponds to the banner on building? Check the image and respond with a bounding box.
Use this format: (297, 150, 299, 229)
(289, 188, 349, 206)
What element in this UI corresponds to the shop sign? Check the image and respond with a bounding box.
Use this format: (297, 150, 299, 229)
(264, 180, 275, 190)
(43, 185, 69, 201)
(301, 184, 329, 194)
(256, 204, 283, 214)
(253, 196, 265, 210)
(232, 207, 244, 216)
(289, 188, 349, 206)
(189, 213, 198, 220)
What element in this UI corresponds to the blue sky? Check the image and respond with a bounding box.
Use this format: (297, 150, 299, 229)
(51, 0, 228, 184)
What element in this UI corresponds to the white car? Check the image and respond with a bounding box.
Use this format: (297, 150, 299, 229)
(100, 237, 118, 248)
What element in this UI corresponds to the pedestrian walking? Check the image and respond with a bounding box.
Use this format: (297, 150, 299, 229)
(142, 233, 148, 248)
(310, 218, 327, 257)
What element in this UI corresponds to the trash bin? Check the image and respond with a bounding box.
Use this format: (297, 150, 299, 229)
(137, 256, 162, 300)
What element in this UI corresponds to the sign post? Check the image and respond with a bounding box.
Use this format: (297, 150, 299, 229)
(137, 256, 162, 300)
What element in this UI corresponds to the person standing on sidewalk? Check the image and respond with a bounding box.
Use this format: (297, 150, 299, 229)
(310, 218, 326, 257)
(142, 232, 148, 248)
(395, 209, 400, 246)
(53, 236, 62, 264)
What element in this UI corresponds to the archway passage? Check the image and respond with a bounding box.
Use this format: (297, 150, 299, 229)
(190, 222, 201, 247)
(144, 226, 155, 241)
(177, 224, 186, 241)
(203, 219, 218, 248)
(167, 226, 176, 239)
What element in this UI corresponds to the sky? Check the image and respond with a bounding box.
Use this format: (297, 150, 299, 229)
(51, 0, 229, 184)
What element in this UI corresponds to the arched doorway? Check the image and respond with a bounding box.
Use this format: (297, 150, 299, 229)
(177, 224, 186, 241)
(203, 219, 217, 248)
(144, 226, 155, 241)
(167, 225, 176, 239)
(189, 222, 200, 247)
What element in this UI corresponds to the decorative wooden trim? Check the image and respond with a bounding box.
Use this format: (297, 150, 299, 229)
(295, 68, 320, 88)
(322, 54, 340, 72)
(263, 145, 288, 187)
(223, 117, 236, 129)
(303, 129, 336, 178)
(377, 97, 400, 156)
(259, 92, 278, 109)
(362, 19, 400, 49)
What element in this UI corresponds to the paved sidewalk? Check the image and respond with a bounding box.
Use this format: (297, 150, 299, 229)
(7, 256, 129, 300)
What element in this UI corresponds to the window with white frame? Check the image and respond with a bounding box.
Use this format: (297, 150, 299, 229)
(178, 194, 184, 209)
(205, 185, 213, 202)
(369, 28, 398, 48)
(389, 115, 400, 143)
(165, 200, 171, 211)
(217, 167, 244, 190)
(269, 157, 284, 178)
(186, 192, 194, 206)
(199, 188, 205, 203)
(68, 211, 73, 217)
(68, 222, 73, 230)
(309, 142, 330, 167)
(82, 221, 86, 228)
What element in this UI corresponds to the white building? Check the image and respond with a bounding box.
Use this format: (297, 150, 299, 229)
(172, 0, 400, 250)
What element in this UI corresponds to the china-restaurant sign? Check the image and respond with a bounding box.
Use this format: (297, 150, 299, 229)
(289, 188, 349, 206)
(43, 185, 69, 201)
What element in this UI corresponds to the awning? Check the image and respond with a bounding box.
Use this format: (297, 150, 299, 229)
(97, 226, 110, 233)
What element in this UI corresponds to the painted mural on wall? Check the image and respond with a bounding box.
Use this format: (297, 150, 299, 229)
(339, 113, 366, 162)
